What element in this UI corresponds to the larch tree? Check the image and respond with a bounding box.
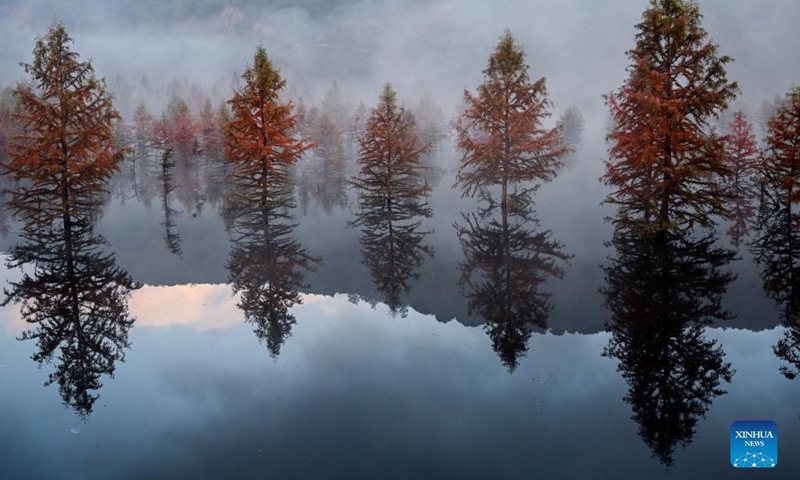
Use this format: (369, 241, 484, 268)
(752, 86, 800, 378)
(353, 83, 430, 204)
(312, 113, 349, 212)
(5, 21, 124, 226)
(762, 86, 800, 207)
(224, 46, 312, 216)
(723, 111, 760, 246)
(455, 31, 566, 202)
(603, 0, 739, 234)
(166, 96, 198, 165)
(350, 83, 433, 316)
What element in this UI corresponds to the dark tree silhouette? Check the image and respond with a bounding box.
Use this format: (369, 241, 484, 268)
(603, 0, 738, 234)
(603, 225, 735, 467)
(752, 86, 800, 379)
(225, 194, 319, 358)
(457, 190, 569, 371)
(3, 217, 138, 418)
(158, 148, 182, 256)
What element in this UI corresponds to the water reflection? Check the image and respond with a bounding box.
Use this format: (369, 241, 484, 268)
(457, 190, 569, 371)
(349, 180, 433, 317)
(2, 219, 139, 418)
(602, 226, 736, 467)
(225, 195, 319, 358)
(751, 170, 800, 379)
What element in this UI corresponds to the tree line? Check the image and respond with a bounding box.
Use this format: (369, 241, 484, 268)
(0, 0, 799, 426)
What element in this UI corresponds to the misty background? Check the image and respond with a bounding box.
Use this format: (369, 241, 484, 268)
(1, 0, 797, 120)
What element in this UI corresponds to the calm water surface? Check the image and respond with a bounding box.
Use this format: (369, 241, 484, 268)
(0, 145, 797, 479)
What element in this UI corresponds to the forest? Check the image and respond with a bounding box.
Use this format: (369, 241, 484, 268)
(0, 2, 798, 471)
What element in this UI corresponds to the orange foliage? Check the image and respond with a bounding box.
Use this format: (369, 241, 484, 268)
(225, 46, 312, 207)
(603, 0, 738, 233)
(456, 31, 565, 199)
(4, 22, 123, 224)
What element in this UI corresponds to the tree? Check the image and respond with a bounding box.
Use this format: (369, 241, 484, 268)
(311, 113, 349, 213)
(132, 103, 154, 163)
(723, 111, 760, 246)
(4, 21, 124, 227)
(455, 31, 566, 201)
(350, 83, 433, 315)
(603, 0, 739, 234)
(557, 106, 585, 168)
(752, 86, 800, 378)
(224, 46, 312, 216)
(352, 83, 430, 204)
(166, 96, 198, 165)
(603, 225, 735, 467)
(456, 190, 569, 371)
(762, 87, 800, 206)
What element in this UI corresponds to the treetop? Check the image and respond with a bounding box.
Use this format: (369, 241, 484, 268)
(241, 45, 285, 101)
(486, 30, 527, 79)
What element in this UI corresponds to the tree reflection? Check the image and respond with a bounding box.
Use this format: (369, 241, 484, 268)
(224, 190, 319, 358)
(751, 176, 800, 379)
(457, 190, 569, 371)
(752, 87, 800, 379)
(350, 183, 433, 317)
(2, 219, 139, 418)
(602, 226, 735, 467)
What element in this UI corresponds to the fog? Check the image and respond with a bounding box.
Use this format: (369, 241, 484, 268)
(2, 0, 798, 122)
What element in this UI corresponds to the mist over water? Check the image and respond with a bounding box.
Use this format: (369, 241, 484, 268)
(2, 0, 797, 116)
(1, 2, 800, 478)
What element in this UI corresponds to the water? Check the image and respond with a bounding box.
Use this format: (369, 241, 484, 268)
(0, 146, 796, 479)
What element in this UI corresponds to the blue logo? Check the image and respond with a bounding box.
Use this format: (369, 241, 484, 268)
(730, 421, 777, 468)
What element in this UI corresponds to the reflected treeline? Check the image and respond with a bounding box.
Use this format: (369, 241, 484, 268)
(457, 190, 569, 371)
(602, 226, 736, 467)
(3, 219, 139, 418)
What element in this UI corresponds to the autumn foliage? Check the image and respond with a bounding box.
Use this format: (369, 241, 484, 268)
(5, 22, 124, 225)
(723, 111, 760, 246)
(456, 31, 565, 200)
(603, 0, 738, 233)
(352, 83, 430, 204)
(762, 87, 800, 207)
(224, 46, 312, 212)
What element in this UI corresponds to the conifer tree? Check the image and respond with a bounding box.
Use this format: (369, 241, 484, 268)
(603, 0, 738, 233)
(723, 111, 760, 246)
(456, 31, 565, 201)
(5, 21, 124, 226)
(353, 83, 429, 205)
(224, 46, 311, 216)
